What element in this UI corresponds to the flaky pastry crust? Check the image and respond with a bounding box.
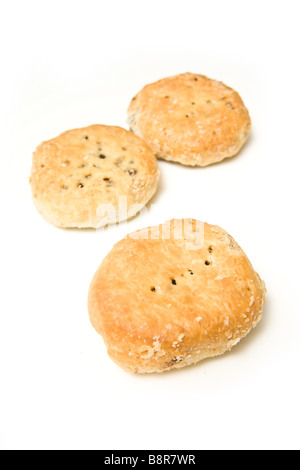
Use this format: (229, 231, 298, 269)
(30, 125, 159, 228)
(127, 73, 251, 166)
(88, 219, 266, 373)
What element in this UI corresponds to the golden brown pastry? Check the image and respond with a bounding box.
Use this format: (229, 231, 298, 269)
(30, 124, 159, 228)
(127, 73, 251, 166)
(88, 219, 266, 373)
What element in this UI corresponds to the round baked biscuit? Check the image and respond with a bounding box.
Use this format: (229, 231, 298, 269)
(127, 73, 251, 167)
(30, 125, 159, 228)
(88, 219, 266, 373)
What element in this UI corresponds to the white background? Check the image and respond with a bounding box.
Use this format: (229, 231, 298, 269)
(0, 0, 299, 450)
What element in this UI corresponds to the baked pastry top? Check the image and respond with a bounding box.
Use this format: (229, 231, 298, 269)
(88, 219, 266, 373)
(128, 73, 251, 166)
(30, 124, 159, 228)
